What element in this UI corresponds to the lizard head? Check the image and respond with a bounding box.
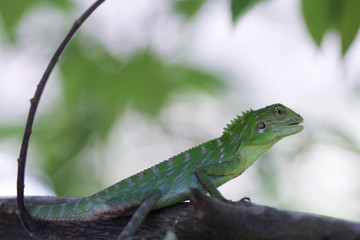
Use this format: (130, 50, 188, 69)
(245, 103, 304, 145)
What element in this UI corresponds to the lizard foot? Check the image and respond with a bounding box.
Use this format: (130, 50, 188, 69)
(239, 197, 251, 207)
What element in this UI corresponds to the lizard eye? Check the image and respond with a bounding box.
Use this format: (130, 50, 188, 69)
(274, 106, 285, 117)
(258, 122, 266, 133)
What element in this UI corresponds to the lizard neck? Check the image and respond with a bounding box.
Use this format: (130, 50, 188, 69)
(236, 141, 276, 173)
(219, 114, 251, 157)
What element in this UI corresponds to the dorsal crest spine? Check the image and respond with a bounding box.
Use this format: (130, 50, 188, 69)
(223, 109, 252, 135)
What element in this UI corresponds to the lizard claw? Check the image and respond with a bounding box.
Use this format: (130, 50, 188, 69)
(239, 197, 251, 207)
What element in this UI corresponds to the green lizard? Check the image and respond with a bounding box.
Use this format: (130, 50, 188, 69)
(25, 103, 303, 239)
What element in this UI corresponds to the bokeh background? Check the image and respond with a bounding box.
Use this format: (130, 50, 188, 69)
(1, 0, 360, 222)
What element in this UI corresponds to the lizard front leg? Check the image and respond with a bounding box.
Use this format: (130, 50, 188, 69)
(195, 160, 240, 201)
(117, 189, 161, 240)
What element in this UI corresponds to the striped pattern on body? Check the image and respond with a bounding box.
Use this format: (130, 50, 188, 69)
(26, 103, 304, 222)
(26, 114, 250, 221)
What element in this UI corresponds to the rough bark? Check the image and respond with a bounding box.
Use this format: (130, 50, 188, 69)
(1, 190, 359, 240)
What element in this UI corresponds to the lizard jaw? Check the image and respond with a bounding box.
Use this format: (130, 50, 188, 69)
(288, 122, 301, 126)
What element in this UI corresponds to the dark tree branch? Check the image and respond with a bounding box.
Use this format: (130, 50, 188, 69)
(190, 189, 360, 240)
(2, 191, 360, 239)
(16, 0, 105, 237)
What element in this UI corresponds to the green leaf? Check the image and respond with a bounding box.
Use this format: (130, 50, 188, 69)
(338, 0, 360, 55)
(0, 0, 72, 42)
(302, 0, 360, 55)
(174, 0, 206, 19)
(301, 0, 331, 47)
(0, 0, 38, 41)
(231, 0, 265, 23)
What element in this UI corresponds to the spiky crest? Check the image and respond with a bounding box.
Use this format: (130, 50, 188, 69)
(223, 109, 253, 135)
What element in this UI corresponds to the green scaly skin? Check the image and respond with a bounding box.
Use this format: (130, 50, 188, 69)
(26, 103, 304, 238)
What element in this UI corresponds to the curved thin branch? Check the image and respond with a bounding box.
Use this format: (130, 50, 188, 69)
(16, 0, 105, 237)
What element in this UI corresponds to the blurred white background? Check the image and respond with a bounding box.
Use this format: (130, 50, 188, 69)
(1, 0, 359, 222)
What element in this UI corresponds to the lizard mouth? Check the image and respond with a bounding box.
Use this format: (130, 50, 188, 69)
(288, 118, 304, 126)
(284, 120, 304, 134)
(288, 122, 302, 126)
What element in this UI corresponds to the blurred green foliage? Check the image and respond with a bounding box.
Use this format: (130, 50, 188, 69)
(33, 42, 225, 195)
(231, 0, 265, 22)
(174, 0, 207, 19)
(302, 0, 360, 55)
(0, 0, 359, 197)
(0, 0, 73, 42)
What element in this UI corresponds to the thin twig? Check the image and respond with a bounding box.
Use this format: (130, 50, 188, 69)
(16, 0, 105, 237)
